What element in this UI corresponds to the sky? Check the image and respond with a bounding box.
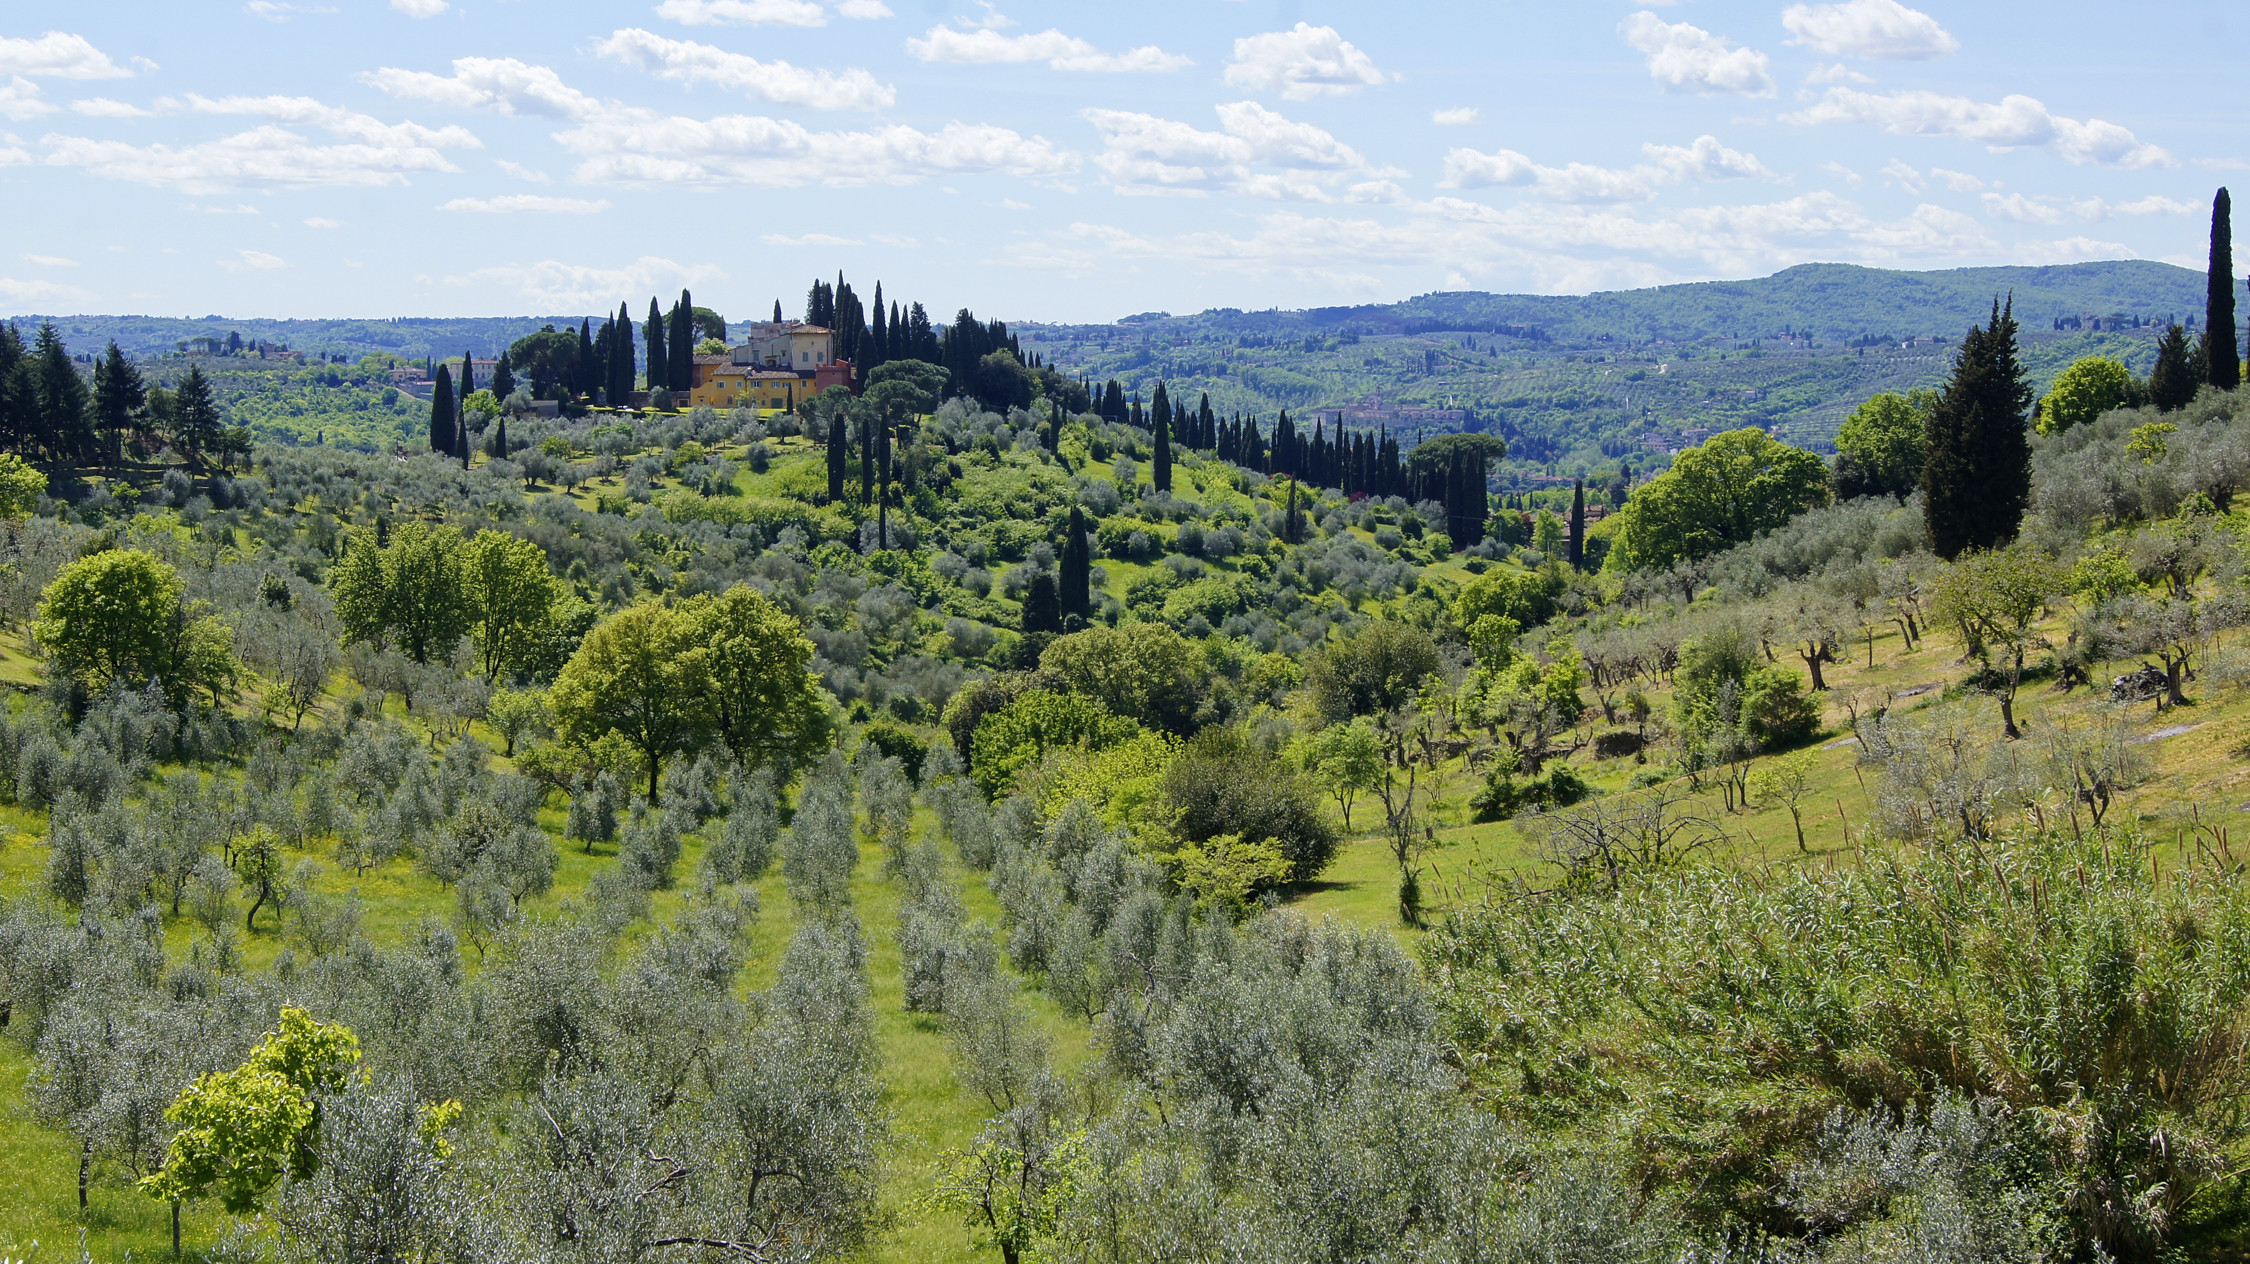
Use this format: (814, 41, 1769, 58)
(0, 0, 2242, 324)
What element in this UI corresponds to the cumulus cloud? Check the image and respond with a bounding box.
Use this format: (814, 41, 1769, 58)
(0, 32, 131, 80)
(1083, 100, 1397, 200)
(1982, 192, 2061, 224)
(1432, 107, 1479, 126)
(390, 0, 449, 17)
(1819, 160, 1862, 185)
(1787, 87, 2174, 168)
(1442, 134, 1769, 203)
(1224, 24, 1387, 100)
(365, 58, 600, 119)
(0, 276, 86, 308)
(373, 56, 1066, 188)
(906, 24, 1189, 73)
(496, 159, 551, 183)
(450, 255, 725, 310)
(22, 253, 77, 267)
(219, 248, 287, 271)
(0, 77, 53, 120)
(1781, 0, 1957, 59)
(1621, 13, 1774, 97)
(42, 94, 479, 193)
(654, 0, 886, 27)
(1879, 159, 1924, 192)
(1929, 166, 1984, 192)
(441, 194, 611, 213)
(596, 29, 894, 110)
(70, 97, 151, 117)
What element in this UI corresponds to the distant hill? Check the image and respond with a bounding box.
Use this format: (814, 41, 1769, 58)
(1096, 260, 2225, 345)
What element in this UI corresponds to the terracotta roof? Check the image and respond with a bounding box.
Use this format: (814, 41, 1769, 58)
(693, 354, 729, 364)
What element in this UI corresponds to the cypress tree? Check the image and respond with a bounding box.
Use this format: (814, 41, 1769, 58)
(827, 409, 848, 502)
(491, 414, 509, 459)
(1060, 505, 1091, 625)
(2151, 324, 2198, 412)
(1198, 393, 1214, 449)
(430, 365, 455, 454)
(860, 407, 877, 507)
(1152, 398, 1172, 492)
(2208, 189, 2241, 389)
(1021, 571, 1062, 635)
(1567, 479, 1585, 569)
(92, 340, 144, 469)
(1921, 298, 2033, 558)
(645, 298, 667, 394)
(611, 302, 635, 408)
(1283, 477, 1302, 544)
(670, 288, 694, 395)
(576, 318, 595, 399)
(870, 283, 888, 368)
(491, 350, 515, 403)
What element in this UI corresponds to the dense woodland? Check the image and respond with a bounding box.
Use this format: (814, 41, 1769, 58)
(11, 196, 2250, 1263)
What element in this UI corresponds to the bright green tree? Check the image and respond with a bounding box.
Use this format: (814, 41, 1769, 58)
(332, 522, 472, 663)
(461, 529, 557, 683)
(1607, 427, 1830, 570)
(550, 599, 715, 798)
(141, 1008, 361, 1216)
(970, 691, 1140, 799)
(1832, 389, 1933, 495)
(1302, 718, 1384, 829)
(34, 548, 236, 704)
(0, 451, 46, 524)
(2037, 357, 2133, 435)
(679, 584, 832, 771)
(1931, 542, 2062, 738)
(1038, 621, 1209, 733)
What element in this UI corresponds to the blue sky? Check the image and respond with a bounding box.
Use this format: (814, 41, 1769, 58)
(0, 1, 2240, 323)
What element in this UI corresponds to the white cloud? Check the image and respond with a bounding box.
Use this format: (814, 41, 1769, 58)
(70, 97, 151, 118)
(1879, 158, 1923, 192)
(652, 0, 831, 27)
(1786, 87, 2175, 168)
(0, 32, 131, 80)
(1012, 191, 2002, 294)
(1432, 107, 1479, 126)
(1929, 166, 1984, 191)
(2066, 194, 2196, 221)
(43, 94, 479, 193)
(835, 0, 892, 16)
(0, 277, 86, 308)
(1441, 134, 1768, 203)
(302, 216, 341, 227)
(0, 141, 29, 166)
(1620, 12, 1774, 97)
(1803, 63, 1873, 86)
(1781, 0, 1958, 60)
(1224, 24, 1387, 100)
(364, 58, 600, 120)
(219, 248, 287, 271)
(449, 255, 726, 310)
(1819, 160, 1862, 185)
(1083, 100, 1397, 200)
(869, 232, 917, 247)
(2014, 235, 2132, 266)
(1982, 192, 2061, 223)
(761, 232, 860, 245)
(22, 253, 77, 267)
(389, 0, 449, 17)
(497, 159, 551, 183)
(906, 25, 1190, 73)
(596, 28, 895, 110)
(557, 112, 1074, 187)
(373, 56, 1064, 188)
(441, 194, 611, 213)
(0, 77, 53, 120)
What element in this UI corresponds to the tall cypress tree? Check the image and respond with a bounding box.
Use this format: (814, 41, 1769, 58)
(611, 302, 635, 408)
(491, 350, 515, 403)
(1022, 571, 1062, 635)
(645, 298, 667, 395)
(1152, 398, 1172, 493)
(430, 364, 455, 454)
(1567, 479, 1585, 569)
(1921, 298, 2034, 558)
(869, 283, 888, 369)
(576, 318, 595, 399)
(827, 409, 848, 502)
(859, 406, 877, 507)
(773, 299, 785, 325)
(1060, 505, 1091, 625)
(670, 288, 694, 395)
(2208, 188, 2240, 390)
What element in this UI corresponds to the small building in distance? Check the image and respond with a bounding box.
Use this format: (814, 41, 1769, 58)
(685, 321, 855, 410)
